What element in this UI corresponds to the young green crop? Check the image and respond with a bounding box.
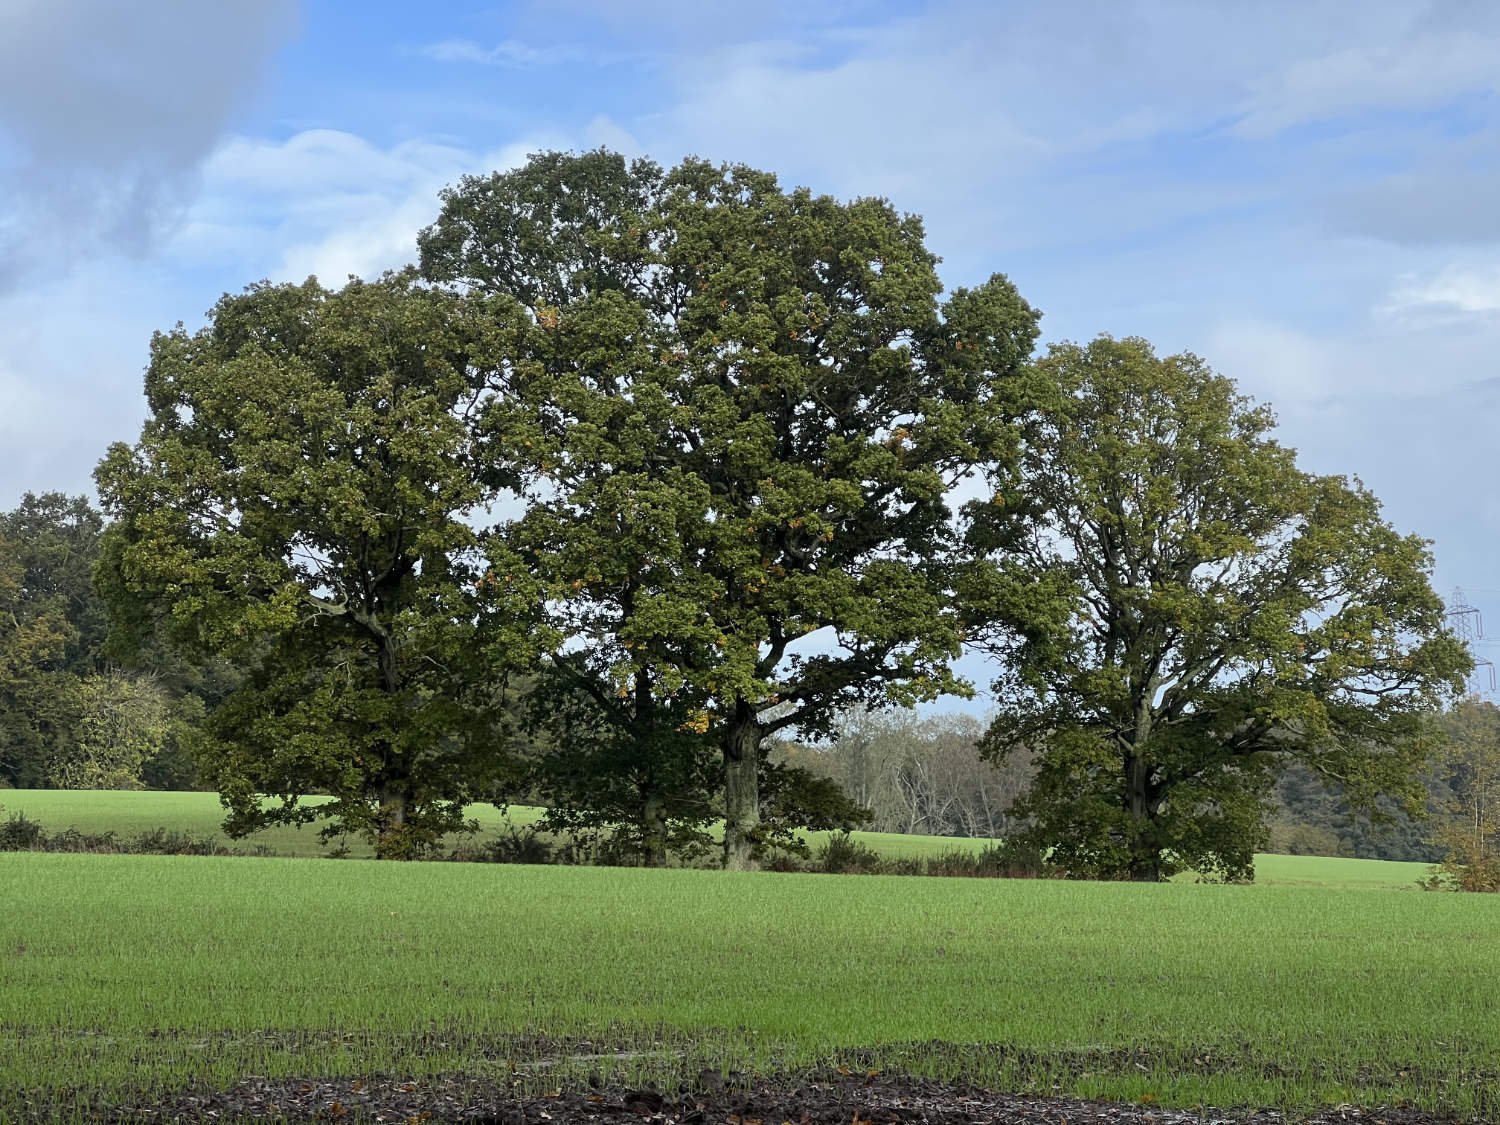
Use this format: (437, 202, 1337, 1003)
(1, 852, 1495, 1120)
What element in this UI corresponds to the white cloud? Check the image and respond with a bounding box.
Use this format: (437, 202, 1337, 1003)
(420, 38, 637, 68)
(1384, 264, 1500, 319)
(1327, 152, 1500, 246)
(1195, 310, 1500, 600)
(280, 193, 452, 287)
(1204, 300, 1500, 414)
(0, 264, 177, 502)
(7, 0, 1500, 611)
(1202, 321, 1337, 409)
(424, 38, 557, 66)
(584, 116, 644, 156)
(0, 366, 54, 456)
(0, 127, 572, 507)
(171, 130, 559, 286)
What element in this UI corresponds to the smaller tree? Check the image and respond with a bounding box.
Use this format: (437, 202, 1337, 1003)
(47, 672, 172, 790)
(96, 273, 546, 856)
(971, 336, 1470, 881)
(1427, 697, 1500, 891)
(0, 493, 108, 674)
(0, 530, 80, 788)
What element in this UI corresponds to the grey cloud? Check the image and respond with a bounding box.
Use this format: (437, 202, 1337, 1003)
(1325, 153, 1500, 246)
(0, 0, 298, 287)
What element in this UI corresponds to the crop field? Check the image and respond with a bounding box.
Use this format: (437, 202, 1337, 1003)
(1, 841, 1496, 1119)
(1, 789, 1480, 1120)
(0, 789, 1436, 889)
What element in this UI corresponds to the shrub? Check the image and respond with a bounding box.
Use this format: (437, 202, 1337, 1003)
(1424, 854, 1500, 893)
(0, 812, 45, 851)
(0, 815, 262, 857)
(761, 850, 812, 873)
(131, 828, 238, 856)
(450, 825, 556, 865)
(816, 831, 884, 874)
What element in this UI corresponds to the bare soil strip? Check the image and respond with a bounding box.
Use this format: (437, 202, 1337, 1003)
(67, 1072, 1476, 1124)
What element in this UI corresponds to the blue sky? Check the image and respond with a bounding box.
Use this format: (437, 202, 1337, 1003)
(3, 0, 1500, 691)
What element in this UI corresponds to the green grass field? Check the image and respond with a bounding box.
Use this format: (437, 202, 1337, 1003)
(0, 789, 1486, 1119)
(0, 851, 1495, 1121)
(0, 789, 1436, 889)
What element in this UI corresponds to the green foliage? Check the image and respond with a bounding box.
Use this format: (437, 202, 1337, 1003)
(447, 823, 557, 865)
(0, 494, 214, 792)
(0, 811, 251, 855)
(1267, 821, 1354, 858)
(940, 838, 1050, 878)
(44, 671, 172, 790)
(0, 525, 80, 787)
(814, 829, 884, 873)
(0, 493, 107, 673)
(1268, 759, 1443, 862)
(0, 810, 45, 849)
(1425, 697, 1500, 891)
(95, 273, 550, 857)
(0, 788, 1442, 886)
(421, 150, 1041, 867)
(811, 829, 1049, 879)
(973, 336, 1471, 881)
(524, 661, 721, 866)
(757, 758, 873, 857)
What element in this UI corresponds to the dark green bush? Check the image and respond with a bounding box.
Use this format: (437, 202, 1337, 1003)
(0, 812, 44, 850)
(816, 831, 884, 874)
(0, 814, 264, 857)
(449, 825, 557, 865)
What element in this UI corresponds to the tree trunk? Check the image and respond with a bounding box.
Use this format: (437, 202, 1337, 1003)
(375, 779, 410, 859)
(641, 791, 668, 868)
(1123, 751, 1162, 881)
(723, 700, 761, 871)
(373, 625, 410, 859)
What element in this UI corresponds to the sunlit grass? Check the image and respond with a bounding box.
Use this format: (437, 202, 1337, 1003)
(0, 852, 1493, 1119)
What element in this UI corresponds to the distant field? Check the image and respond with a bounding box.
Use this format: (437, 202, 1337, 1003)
(1249, 852, 1432, 889)
(0, 788, 1435, 888)
(0, 788, 543, 858)
(0, 852, 1494, 1120)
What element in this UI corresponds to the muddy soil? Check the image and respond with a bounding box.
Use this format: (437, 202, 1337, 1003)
(71, 1071, 1477, 1124)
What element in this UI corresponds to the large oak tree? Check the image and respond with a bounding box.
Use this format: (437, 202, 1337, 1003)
(421, 151, 1042, 868)
(971, 335, 1470, 881)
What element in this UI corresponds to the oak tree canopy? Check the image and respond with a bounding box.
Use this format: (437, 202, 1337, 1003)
(420, 151, 1042, 868)
(970, 336, 1470, 881)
